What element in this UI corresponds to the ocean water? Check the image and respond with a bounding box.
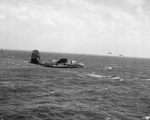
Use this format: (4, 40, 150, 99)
(0, 50, 150, 120)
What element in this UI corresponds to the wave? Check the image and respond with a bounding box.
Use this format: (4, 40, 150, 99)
(143, 116, 150, 120)
(104, 66, 112, 70)
(87, 73, 106, 78)
(111, 76, 123, 81)
(142, 78, 150, 81)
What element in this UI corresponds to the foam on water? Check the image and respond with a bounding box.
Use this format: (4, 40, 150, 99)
(111, 76, 121, 80)
(87, 73, 106, 78)
(104, 66, 112, 70)
(143, 116, 150, 120)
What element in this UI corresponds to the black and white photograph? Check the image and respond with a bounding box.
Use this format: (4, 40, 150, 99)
(0, 0, 150, 120)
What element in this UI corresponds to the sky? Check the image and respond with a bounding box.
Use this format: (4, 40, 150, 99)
(0, 0, 150, 58)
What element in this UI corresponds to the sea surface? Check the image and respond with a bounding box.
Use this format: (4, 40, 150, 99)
(0, 50, 150, 120)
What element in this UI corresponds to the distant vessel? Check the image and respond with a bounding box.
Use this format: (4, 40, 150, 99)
(108, 52, 112, 54)
(119, 54, 123, 56)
